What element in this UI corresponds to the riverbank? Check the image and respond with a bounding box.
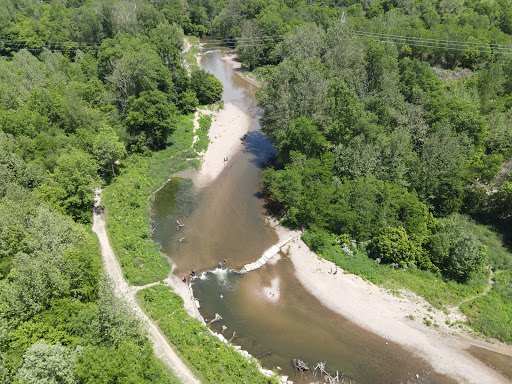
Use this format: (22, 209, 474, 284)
(221, 52, 262, 88)
(271, 224, 512, 384)
(92, 190, 201, 384)
(193, 101, 250, 188)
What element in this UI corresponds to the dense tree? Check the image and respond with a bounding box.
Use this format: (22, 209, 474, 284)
(190, 68, 223, 105)
(16, 341, 79, 384)
(93, 126, 126, 177)
(125, 90, 177, 149)
(369, 226, 419, 267)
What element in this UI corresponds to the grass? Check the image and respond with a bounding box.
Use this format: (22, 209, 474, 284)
(193, 113, 212, 153)
(303, 227, 512, 343)
(183, 36, 200, 72)
(302, 230, 488, 308)
(137, 285, 278, 384)
(460, 271, 512, 343)
(102, 114, 197, 285)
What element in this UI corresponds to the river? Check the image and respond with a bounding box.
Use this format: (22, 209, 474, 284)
(152, 41, 458, 384)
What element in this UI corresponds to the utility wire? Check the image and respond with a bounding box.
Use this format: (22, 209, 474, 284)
(200, 31, 512, 55)
(0, 37, 100, 46)
(352, 30, 512, 49)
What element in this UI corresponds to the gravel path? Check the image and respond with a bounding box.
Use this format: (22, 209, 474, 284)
(92, 189, 201, 384)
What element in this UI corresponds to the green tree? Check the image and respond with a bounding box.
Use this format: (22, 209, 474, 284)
(369, 226, 418, 267)
(52, 149, 98, 223)
(274, 117, 329, 164)
(190, 68, 223, 105)
(446, 234, 486, 283)
(125, 90, 176, 149)
(16, 341, 79, 384)
(93, 126, 126, 177)
(98, 34, 173, 108)
(237, 20, 264, 70)
(149, 22, 184, 69)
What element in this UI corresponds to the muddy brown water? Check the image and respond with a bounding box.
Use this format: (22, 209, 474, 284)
(152, 40, 458, 384)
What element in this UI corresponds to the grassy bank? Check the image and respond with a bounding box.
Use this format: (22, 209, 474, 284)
(137, 285, 278, 384)
(302, 224, 512, 343)
(193, 113, 212, 153)
(102, 115, 197, 285)
(461, 271, 512, 343)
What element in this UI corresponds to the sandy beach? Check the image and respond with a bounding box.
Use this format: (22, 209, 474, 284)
(271, 225, 512, 384)
(193, 102, 250, 188)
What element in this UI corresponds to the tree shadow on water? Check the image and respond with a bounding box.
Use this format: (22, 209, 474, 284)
(242, 130, 276, 166)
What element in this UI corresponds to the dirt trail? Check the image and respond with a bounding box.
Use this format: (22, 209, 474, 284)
(92, 189, 201, 384)
(453, 267, 495, 312)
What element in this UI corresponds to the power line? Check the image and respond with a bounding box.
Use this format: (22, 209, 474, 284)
(0, 37, 100, 46)
(352, 30, 512, 49)
(199, 30, 512, 55)
(352, 31, 512, 54)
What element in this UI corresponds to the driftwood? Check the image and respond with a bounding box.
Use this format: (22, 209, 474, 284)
(256, 351, 272, 359)
(313, 361, 355, 384)
(293, 359, 309, 378)
(209, 313, 222, 324)
(176, 220, 185, 231)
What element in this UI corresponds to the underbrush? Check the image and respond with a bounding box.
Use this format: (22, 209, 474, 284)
(137, 285, 278, 384)
(183, 36, 200, 71)
(102, 115, 196, 285)
(303, 226, 512, 343)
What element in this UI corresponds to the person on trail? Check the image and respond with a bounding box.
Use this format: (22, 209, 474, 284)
(191, 269, 196, 277)
(183, 274, 187, 283)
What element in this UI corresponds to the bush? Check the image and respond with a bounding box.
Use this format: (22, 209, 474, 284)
(368, 226, 419, 267)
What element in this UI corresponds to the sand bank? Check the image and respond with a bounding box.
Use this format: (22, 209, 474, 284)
(221, 52, 261, 88)
(272, 225, 512, 384)
(193, 102, 250, 188)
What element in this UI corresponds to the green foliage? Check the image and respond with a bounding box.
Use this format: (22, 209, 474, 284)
(137, 285, 277, 384)
(102, 115, 196, 285)
(93, 126, 126, 177)
(439, 215, 487, 283)
(16, 340, 79, 384)
(98, 34, 175, 107)
(0, 1, 228, 381)
(302, 229, 488, 309)
(193, 113, 212, 153)
(75, 341, 175, 384)
(273, 117, 329, 164)
(461, 271, 512, 343)
(190, 68, 223, 105)
(126, 90, 177, 149)
(50, 149, 99, 224)
(369, 226, 419, 267)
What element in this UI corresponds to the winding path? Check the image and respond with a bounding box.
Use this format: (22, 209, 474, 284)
(453, 267, 495, 312)
(92, 189, 201, 384)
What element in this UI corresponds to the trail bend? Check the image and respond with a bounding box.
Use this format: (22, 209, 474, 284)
(92, 189, 201, 384)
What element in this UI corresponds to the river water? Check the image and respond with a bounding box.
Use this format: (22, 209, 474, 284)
(152, 42, 457, 384)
